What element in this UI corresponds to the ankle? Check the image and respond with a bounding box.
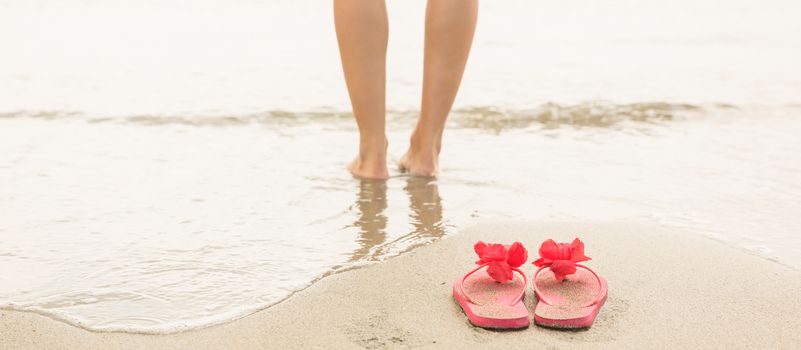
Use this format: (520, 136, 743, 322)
(359, 135, 388, 160)
(408, 133, 440, 157)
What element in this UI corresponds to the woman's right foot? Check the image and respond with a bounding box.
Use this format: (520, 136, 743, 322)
(399, 142, 440, 177)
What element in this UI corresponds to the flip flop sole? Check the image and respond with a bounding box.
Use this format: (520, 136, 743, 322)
(533, 269, 608, 329)
(452, 273, 530, 329)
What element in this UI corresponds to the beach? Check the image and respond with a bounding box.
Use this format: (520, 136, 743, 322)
(2, 0, 801, 345)
(3, 221, 800, 349)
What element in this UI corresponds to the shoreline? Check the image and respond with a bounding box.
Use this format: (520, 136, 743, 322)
(2, 221, 801, 349)
(0, 259, 378, 335)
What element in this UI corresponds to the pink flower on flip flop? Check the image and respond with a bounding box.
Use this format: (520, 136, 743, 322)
(474, 241, 528, 283)
(533, 238, 591, 282)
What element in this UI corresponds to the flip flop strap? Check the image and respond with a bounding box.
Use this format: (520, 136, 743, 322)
(532, 263, 603, 307)
(459, 263, 527, 306)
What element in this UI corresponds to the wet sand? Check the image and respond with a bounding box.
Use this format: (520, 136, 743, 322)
(2, 221, 800, 349)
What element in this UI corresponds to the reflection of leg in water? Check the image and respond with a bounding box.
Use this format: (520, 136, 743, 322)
(348, 179, 388, 262)
(347, 177, 446, 262)
(405, 177, 445, 243)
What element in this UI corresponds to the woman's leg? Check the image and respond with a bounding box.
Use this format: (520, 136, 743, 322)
(334, 0, 390, 179)
(400, 0, 478, 177)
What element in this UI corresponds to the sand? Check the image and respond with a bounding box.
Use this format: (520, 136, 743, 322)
(2, 221, 801, 349)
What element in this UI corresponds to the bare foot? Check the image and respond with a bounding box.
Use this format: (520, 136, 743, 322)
(348, 156, 389, 179)
(348, 138, 389, 180)
(399, 143, 439, 177)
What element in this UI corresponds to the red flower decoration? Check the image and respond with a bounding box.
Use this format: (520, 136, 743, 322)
(533, 238, 591, 282)
(474, 241, 528, 283)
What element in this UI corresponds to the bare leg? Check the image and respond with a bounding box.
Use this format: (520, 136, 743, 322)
(400, 0, 478, 177)
(334, 0, 389, 179)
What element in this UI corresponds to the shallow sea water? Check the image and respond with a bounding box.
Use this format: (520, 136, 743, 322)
(1, 0, 800, 333)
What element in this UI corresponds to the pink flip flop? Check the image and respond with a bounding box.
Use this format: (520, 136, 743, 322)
(452, 241, 530, 329)
(531, 238, 607, 329)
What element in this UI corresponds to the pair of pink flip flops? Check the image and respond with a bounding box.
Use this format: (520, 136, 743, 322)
(453, 238, 607, 330)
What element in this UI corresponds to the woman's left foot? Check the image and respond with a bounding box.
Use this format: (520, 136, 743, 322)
(348, 155, 389, 180)
(348, 137, 389, 180)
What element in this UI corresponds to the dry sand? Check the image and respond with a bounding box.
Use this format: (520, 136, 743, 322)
(2, 221, 801, 349)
